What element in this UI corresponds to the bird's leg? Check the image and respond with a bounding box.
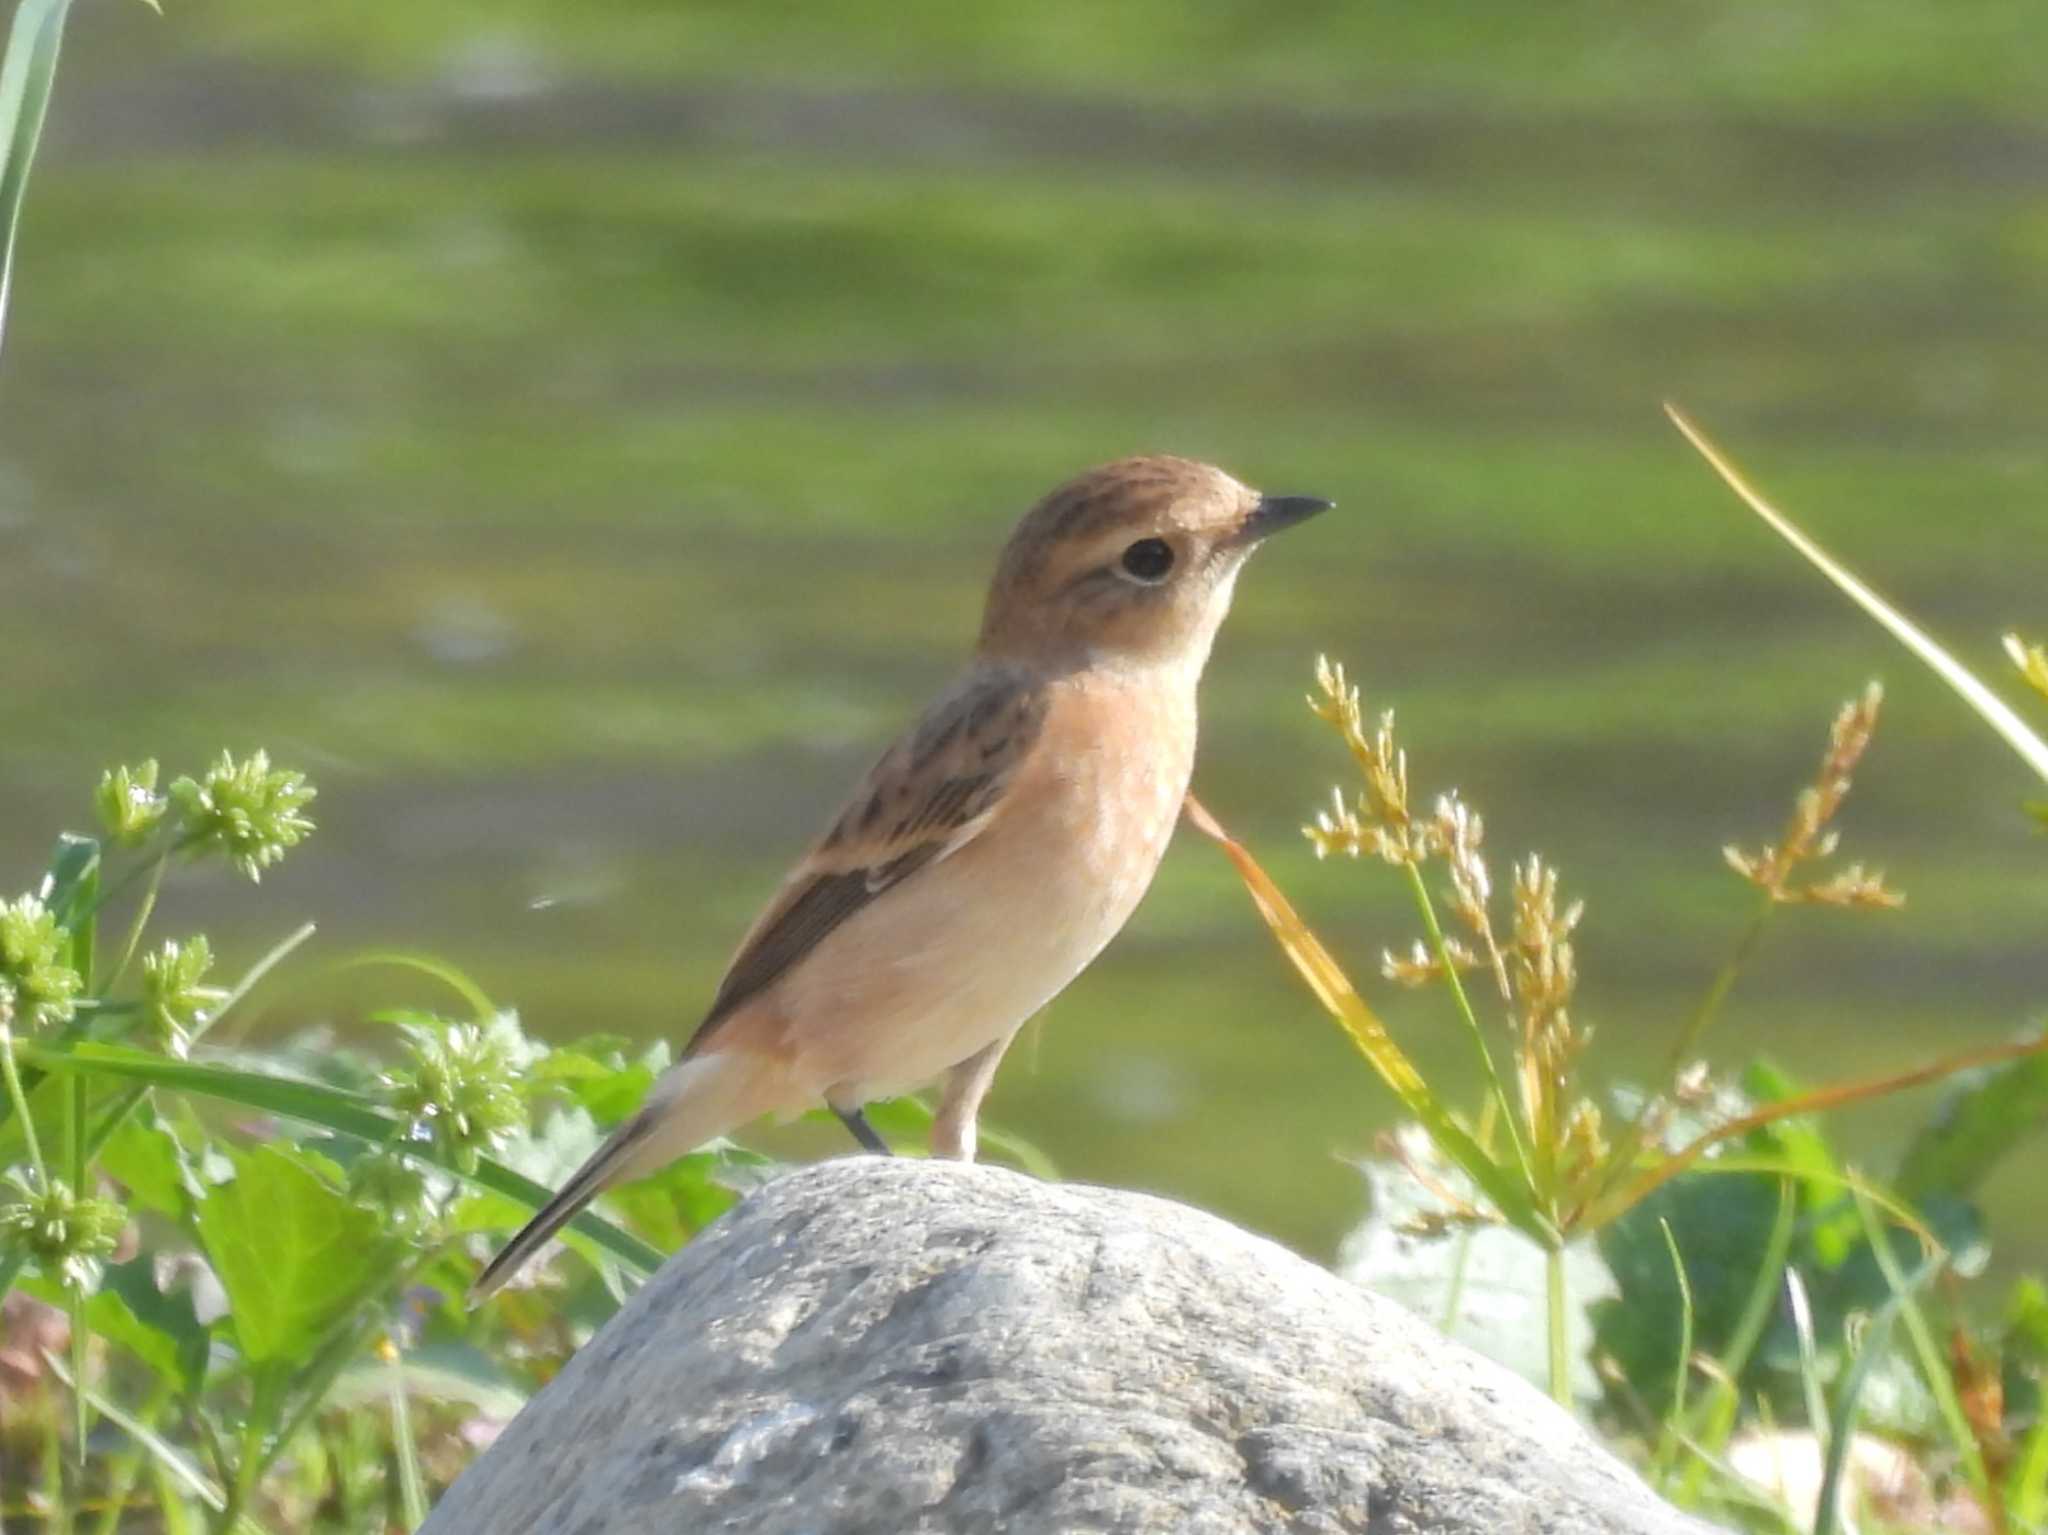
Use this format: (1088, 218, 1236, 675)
(832, 1104, 894, 1156)
(930, 1031, 1018, 1163)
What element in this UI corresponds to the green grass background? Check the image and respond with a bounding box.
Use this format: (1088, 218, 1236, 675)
(3, 0, 2042, 1267)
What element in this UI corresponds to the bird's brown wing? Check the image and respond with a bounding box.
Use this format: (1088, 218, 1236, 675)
(683, 667, 1050, 1055)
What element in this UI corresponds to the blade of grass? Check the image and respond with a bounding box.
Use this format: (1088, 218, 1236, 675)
(1651, 1218, 1697, 1477)
(1713, 1178, 1799, 1388)
(0, 0, 72, 358)
(1810, 1244, 1945, 1535)
(1668, 1424, 1806, 1535)
(384, 1342, 428, 1532)
(40, 1351, 283, 1535)
(20, 1039, 666, 1276)
(1665, 1365, 1742, 1510)
(1399, 860, 1535, 1189)
(2014, 1403, 2048, 1527)
(1849, 1188, 1989, 1501)
(1438, 1225, 1478, 1334)
(1667, 404, 2048, 786)
(1545, 1240, 1570, 1406)
(40, 1404, 69, 1533)
(89, 1384, 175, 1535)
(1599, 895, 1776, 1212)
(1783, 1268, 1830, 1456)
(262, 1294, 430, 1493)
(196, 923, 317, 1049)
(332, 950, 497, 1025)
(152, 1457, 204, 1535)
(1184, 794, 1552, 1244)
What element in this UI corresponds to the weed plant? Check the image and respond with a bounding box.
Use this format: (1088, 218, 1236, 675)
(1184, 422, 2048, 1531)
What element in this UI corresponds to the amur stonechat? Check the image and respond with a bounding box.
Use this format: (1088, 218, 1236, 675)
(473, 454, 1332, 1299)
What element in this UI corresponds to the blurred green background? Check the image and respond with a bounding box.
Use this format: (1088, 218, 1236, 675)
(4, 2, 2042, 1267)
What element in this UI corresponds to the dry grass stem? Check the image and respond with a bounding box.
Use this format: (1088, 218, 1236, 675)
(1724, 683, 1903, 908)
(1431, 794, 1515, 1002)
(1308, 657, 1425, 864)
(1668, 404, 2048, 784)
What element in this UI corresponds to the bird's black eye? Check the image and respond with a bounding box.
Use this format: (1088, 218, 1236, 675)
(1118, 538, 1175, 584)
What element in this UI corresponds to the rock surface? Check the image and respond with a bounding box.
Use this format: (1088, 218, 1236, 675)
(425, 1159, 1722, 1534)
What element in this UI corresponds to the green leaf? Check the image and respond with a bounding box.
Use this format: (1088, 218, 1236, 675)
(2010, 1275, 2048, 1357)
(19, 1256, 210, 1393)
(2016, 1413, 2048, 1531)
(0, 1065, 72, 1170)
(91, 1256, 211, 1392)
(195, 1142, 391, 1364)
(41, 831, 100, 935)
(1894, 1033, 2048, 1201)
(1740, 1058, 1858, 1265)
(533, 1046, 657, 1126)
(1738, 1060, 1837, 1179)
(1595, 1169, 1788, 1407)
(0, 0, 73, 360)
(602, 1150, 744, 1252)
(97, 1106, 204, 1216)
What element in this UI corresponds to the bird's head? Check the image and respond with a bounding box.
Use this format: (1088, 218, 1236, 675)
(977, 454, 1332, 672)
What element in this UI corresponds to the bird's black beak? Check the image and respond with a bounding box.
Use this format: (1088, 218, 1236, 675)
(1240, 492, 1335, 543)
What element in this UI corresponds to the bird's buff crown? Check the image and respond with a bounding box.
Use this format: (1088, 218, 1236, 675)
(977, 454, 1331, 668)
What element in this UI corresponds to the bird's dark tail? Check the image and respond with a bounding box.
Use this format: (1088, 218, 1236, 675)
(469, 1050, 772, 1303)
(469, 1111, 656, 1303)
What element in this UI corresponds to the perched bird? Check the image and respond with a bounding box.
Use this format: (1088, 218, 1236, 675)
(472, 455, 1332, 1299)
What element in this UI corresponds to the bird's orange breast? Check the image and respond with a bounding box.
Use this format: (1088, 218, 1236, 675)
(755, 665, 1200, 1101)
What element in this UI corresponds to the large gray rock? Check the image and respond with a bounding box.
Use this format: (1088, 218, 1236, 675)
(427, 1159, 1720, 1534)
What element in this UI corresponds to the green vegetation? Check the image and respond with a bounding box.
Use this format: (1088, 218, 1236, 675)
(5, 2, 2047, 1530)
(0, 749, 743, 1529)
(1192, 429, 2048, 1527)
